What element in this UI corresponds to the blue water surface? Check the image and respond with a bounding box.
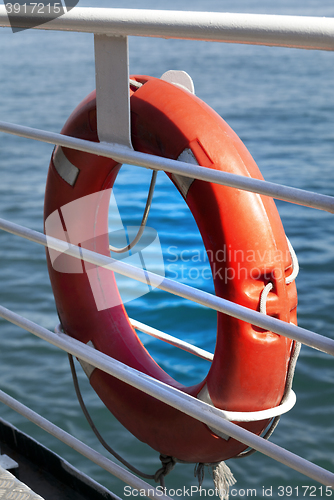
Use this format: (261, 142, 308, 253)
(0, 0, 333, 498)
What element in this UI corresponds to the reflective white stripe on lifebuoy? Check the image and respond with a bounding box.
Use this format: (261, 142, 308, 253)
(55, 323, 96, 378)
(53, 145, 80, 187)
(172, 148, 196, 198)
(78, 340, 96, 379)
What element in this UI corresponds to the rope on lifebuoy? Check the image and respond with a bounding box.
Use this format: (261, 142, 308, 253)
(108, 170, 157, 254)
(260, 238, 299, 315)
(68, 352, 176, 487)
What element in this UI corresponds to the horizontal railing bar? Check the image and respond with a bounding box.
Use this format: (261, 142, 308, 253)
(0, 389, 171, 500)
(0, 304, 333, 487)
(1, 7, 334, 51)
(1, 216, 334, 357)
(129, 318, 214, 361)
(0, 121, 333, 214)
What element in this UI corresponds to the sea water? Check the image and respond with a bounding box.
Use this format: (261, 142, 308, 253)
(0, 0, 333, 498)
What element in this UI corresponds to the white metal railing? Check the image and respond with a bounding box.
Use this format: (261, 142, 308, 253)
(1, 216, 334, 357)
(1, 7, 334, 50)
(0, 6, 334, 497)
(0, 120, 333, 214)
(0, 304, 333, 489)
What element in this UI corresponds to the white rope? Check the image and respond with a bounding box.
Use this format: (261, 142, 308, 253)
(198, 385, 296, 423)
(129, 78, 143, 89)
(212, 462, 237, 500)
(260, 237, 299, 315)
(285, 237, 300, 284)
(259, 282, 274, 315)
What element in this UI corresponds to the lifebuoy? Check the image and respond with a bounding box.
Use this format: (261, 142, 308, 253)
(44, 75, 298, 464)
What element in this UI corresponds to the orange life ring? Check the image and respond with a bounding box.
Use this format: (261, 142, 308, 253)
(44, 75, 298, 463)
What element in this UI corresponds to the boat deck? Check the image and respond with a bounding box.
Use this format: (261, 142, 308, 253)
(0, 418, 118, 500)
(0, 465, 44, 500)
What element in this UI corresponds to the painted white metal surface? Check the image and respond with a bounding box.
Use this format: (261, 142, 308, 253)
(95, 34, 132, 148)
(0, 305, 333, 487)
(1, 7, 334, 51)
(0, 120, 333, 214)
(0, 216, 334, 357)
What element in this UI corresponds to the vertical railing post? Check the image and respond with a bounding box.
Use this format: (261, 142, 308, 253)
(94, 34, 132, 149)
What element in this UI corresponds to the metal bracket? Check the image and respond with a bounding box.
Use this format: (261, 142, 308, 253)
(94, 34, 133, 149)
(161, 70, 195, 94)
